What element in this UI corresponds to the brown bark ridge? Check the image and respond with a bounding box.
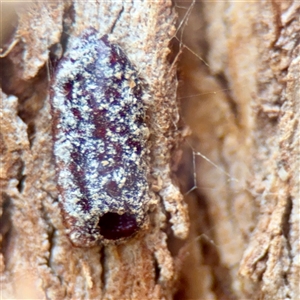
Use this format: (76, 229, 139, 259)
(176, 1, 299, 299)
(1, 1, 299, 300)
(1, 1, 188, 299)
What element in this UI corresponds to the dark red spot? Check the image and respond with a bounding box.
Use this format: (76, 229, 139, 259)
(63, 80, 73, 101)
(113, 143, 122, 154)
(78, 198, 91, 213)
(70, 150, 84, 166)
(91, 110, 107, 138)
(63, 81, 73, 93)
(119, 106, 129, 118)
(108, 52, 116, 65)
(108, 46, 128, 67)
(69, 161, 77, 172)
(93, 126, 106, 139)
(98, 212, 139, 240)
(105, 88, 121, 99)
(127, 138, 142, 154)
(74, 73, 84, 82)
(105, 180, 122, 198)
(71, 108, 81, 119)
(97, 152, 106, 161)
(93, 109, 107, 122)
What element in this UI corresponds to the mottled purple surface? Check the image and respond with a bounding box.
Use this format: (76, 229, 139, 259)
(50, 28, 150, 247)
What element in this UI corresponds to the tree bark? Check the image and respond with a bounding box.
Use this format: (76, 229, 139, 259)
(1, 1, 188, 299)
(177, 1, 300, 299)
(1, 1, 299, 299)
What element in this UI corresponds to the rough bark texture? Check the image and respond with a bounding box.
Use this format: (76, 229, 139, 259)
(1, 1, 188, 299)
(0, 1, 299, 300)
(176, 1, 299, 299)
